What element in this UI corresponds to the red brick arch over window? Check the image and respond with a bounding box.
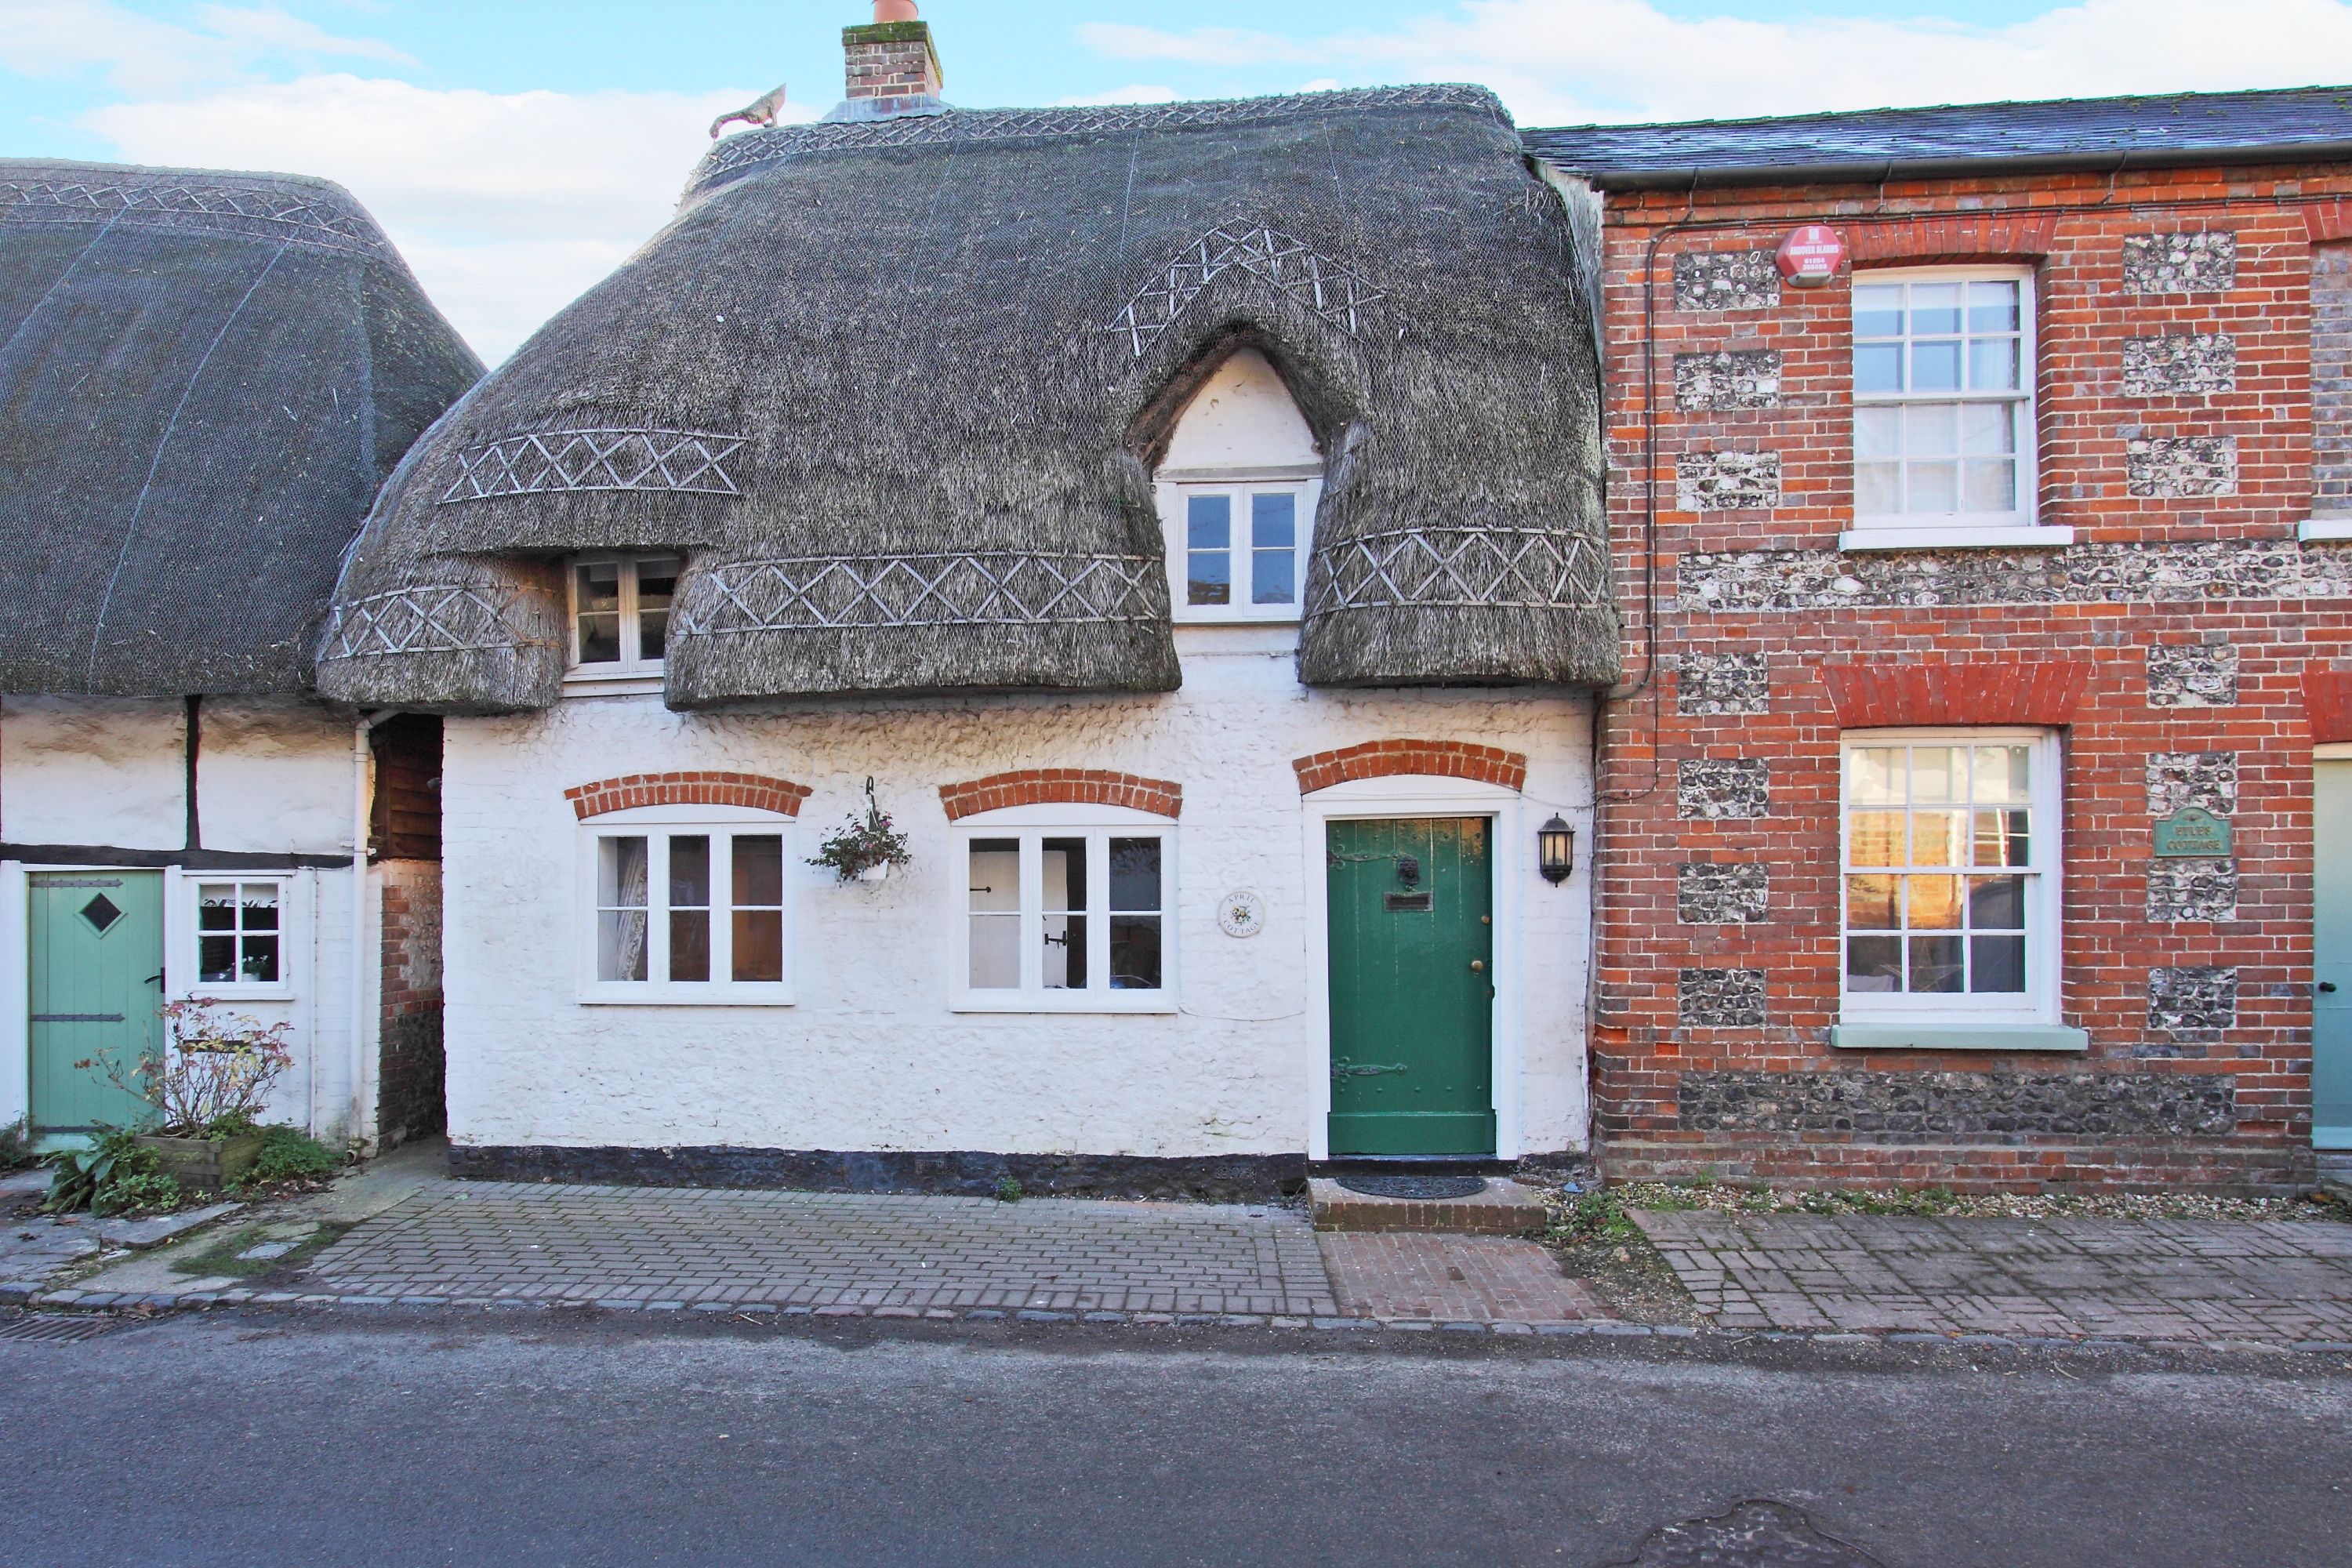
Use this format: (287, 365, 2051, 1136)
(1820, 659, 2094, 730)
(1292, 740, 1529, 795)
(1848, 212, 2058, 267)
(938, 769, 1183, 822)
(565, 771, 812, 820)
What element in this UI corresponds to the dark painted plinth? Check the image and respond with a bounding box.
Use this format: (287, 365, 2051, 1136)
(449, 1145, 1309, 1203)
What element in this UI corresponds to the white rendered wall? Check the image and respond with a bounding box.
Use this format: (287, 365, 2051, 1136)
(441, 666, 1595, 1160)
(0, 696, 185, 850)
(0, 695, 366, 1143)
(1160, 350, 1316, 470)
(198, 699, 357, 856)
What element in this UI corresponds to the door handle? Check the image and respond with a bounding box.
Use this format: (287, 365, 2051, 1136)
(1469, 960, 1484, 973)
(1332, 1059, 1408, 1080)
(144, 971, 165, 987)
(2325, 982, 2341, 994)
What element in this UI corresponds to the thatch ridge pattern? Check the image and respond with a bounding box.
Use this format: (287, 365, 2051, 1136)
(691, 85, 1512, 191)
(1109, 223, 1381, 356)
(440, 426, 747, 503)
(680, 552, 1165, 633)
(318, 582, 552, 660)
(1308, 527, 1611, 613)
(1, 167, 390, 257)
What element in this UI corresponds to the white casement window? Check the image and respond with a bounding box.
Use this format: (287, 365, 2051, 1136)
(952, 805, 1176, 1012)
(188, 877, 291, 994)
(1852, 267, 2037, 531)
(1841, 731, 2060, 1024)
(1165, 481, 1315, 622)
(579, 808, 793, 1004)
(568, 553, 680, 673)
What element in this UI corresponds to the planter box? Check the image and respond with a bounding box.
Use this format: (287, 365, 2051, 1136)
(136, 1131, 265, 1193)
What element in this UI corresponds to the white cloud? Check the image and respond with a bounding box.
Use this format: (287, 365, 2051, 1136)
(0, 1, 408, 93)
(1083, 0, 2352, 125)
(89, 74, 815, 361)
(1054, 83, 1180, 107)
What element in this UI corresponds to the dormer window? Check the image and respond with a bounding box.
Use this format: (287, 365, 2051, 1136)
(570, 553, 678, 673)
(1154, 349, 1321, 626)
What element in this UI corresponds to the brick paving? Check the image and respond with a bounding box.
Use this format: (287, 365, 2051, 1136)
(298, 1182, 1342, 1317)
(1318, 1233, 1607, 1323)
(1635, 1209, 2352, 1345)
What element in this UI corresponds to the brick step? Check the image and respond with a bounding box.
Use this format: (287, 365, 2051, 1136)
(1308, 1177, 1549, 1235)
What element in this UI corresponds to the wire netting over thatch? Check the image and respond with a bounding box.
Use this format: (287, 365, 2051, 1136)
(0, 161, 481, 697)
(318, 85, 1616, 711)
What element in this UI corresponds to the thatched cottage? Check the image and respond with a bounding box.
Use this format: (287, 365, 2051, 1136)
(0, 160, 480, 1150)
(318, 19, 1615, 1192)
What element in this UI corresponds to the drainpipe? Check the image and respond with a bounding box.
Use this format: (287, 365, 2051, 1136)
(350, 713, 399, 1150)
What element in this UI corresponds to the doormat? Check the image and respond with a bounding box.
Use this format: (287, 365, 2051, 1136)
(1334, 1174, 1488, 1200)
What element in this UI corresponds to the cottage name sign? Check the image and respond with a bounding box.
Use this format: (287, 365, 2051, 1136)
(2153, 806, 2233, 858)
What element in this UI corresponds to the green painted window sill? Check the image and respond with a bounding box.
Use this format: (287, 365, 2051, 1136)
(1830, 1023, 2089, 1053)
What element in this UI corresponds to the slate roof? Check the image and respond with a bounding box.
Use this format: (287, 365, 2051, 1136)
(1525, 85, 2352, 187)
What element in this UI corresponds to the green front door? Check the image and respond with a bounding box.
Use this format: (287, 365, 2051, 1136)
(29, 871, 165, 1136)
(1326, 817, 1495, 1156)
(2317, 761, 2352, 1149)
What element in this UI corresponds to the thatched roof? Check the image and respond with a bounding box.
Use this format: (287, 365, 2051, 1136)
(0, 160, 481, 698)
(318, 85, 1615, 712)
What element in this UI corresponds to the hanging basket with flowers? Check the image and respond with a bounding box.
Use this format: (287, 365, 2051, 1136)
(809, 777, 914, 884)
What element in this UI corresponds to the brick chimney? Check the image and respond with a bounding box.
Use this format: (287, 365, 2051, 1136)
(843, 2, 943, 115)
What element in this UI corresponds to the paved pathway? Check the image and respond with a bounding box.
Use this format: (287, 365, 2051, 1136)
(300, 1181, 1342, 1317)
(1635, 1209, 2352, 1345)
(1319, 1233, 1607, 1323)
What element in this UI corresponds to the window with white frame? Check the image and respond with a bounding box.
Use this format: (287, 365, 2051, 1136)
(569, 553, 680, 673)
(1169, 484, 1311, 621)
(1841, 731, 2059, 1021)
(193, 879, 285, 989)
(954, 810, 1174, 1011)
(580, 810, 793, 1003)
(1852, 268, 2036, 530)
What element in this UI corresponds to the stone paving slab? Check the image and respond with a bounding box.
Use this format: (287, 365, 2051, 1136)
(1636, 1210, 2352, 1345)
(297, 1181, 1344, 1317)
(1318, 1233, 1607, 1323)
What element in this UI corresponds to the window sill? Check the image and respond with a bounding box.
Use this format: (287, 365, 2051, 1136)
(578, 989, 796, 1007)
(563, 669, 664, 698)
(952, 995, 1178, 1015)
(183, 985, 295, 1004)
(1831, 1022, 2088, 1052)
(2299, 517, 2352, 543)
(1839, 524, 2074, 553)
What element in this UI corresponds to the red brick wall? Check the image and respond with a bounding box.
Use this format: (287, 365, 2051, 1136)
(378, 858, 444, 1142)
(1592, 162, 2352, 1193)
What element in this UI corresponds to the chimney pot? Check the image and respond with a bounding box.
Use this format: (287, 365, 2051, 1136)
(873, 2, 918, 20)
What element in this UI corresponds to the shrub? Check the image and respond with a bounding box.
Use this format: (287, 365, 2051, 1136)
(993, 1174, 1023, 1203)
(240, 1127, 345, 1186)
(79, 998, 293, 1138)
(42, 1127, 181, 1216)
(0, 1117, 29, 1171)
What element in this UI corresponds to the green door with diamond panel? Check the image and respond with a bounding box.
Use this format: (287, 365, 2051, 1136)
(1326, 818, 1495, 1156)
(29, 872, 164, 1135)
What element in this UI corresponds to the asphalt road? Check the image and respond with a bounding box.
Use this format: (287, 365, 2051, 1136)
(2, 1309, 2347, 1567)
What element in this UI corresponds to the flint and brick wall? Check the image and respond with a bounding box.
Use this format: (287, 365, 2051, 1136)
(1588, 161, 2352, 1192)
(378, 858, 445, 1142)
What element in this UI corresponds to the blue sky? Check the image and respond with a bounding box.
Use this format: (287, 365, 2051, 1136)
(7, 0, 2349, 358)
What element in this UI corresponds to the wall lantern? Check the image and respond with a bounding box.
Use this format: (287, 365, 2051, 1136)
(1775, 223, 1846, 287)
(1538, 816, 1576, 885)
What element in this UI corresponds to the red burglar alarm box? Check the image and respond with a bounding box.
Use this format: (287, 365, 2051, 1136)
(1776, 224, 1846, 285)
